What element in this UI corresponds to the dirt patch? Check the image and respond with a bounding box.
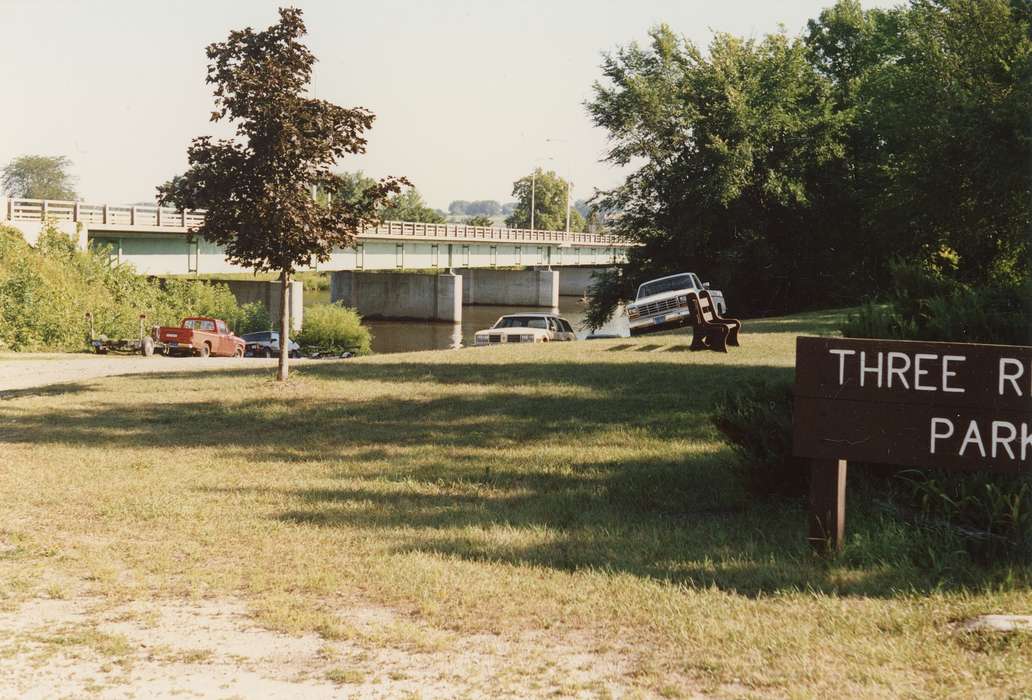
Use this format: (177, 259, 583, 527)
(0, 595, 660, 698)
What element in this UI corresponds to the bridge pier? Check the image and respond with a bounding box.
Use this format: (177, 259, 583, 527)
(457, 268, 559, 308)
(330, 271, 462, 322)
(557, 266, 612, 297)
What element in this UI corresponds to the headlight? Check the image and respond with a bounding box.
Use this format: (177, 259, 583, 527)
(677, 295, 688, 305)
(627, 308, 640, 318)
(521, 334, 535, 342)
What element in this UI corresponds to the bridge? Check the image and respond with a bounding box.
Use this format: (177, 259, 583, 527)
(3, 197, 631, 325)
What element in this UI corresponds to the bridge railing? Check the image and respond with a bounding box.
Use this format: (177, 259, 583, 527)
(3, 197, 628, 247)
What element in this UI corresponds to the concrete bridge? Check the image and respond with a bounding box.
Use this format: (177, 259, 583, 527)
(3, 197, 628, 323)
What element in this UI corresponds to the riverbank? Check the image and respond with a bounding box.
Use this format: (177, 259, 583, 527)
(0, 308, 1028, 698)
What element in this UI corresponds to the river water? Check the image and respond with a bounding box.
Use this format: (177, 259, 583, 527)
(305, 290, 628, 354)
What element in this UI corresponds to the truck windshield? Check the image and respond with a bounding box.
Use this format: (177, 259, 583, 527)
(637, 274, 696, 299)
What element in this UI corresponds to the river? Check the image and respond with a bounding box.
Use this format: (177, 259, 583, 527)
(305, 290, 628, 354)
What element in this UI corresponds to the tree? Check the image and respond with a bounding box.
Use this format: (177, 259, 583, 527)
(465, 215, 494, 227)
(382, 187, 446, 223)
(158, 8, 405, 381)
(448, 200, 469, 215)
(466, 200, 501, 216)
(585, 25, 852, 324)
(2, 155, 77, 200)
(504, 168, 585, 232)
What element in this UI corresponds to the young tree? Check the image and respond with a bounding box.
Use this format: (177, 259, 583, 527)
(2, 155, 78, 200)
(504, 168, 585, 232)
(158, 8, 405, 380)
(465, 215, 494, 227)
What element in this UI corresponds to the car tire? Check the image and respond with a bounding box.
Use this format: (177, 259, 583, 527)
(234, 346, 244, 358)
(263, 347, 274, 359)
(290, 349, 300, 359)
(198, 344, 210, 358)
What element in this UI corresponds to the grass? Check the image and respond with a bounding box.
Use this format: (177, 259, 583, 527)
(0, 307, 1029, 697)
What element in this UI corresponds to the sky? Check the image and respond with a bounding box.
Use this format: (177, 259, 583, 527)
(0, 0, 899, 211)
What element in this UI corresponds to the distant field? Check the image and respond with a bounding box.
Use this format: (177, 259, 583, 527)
(0, 308, 1028, 698)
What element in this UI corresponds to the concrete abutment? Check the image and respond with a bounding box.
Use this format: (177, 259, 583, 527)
(330, 271, 462, 322)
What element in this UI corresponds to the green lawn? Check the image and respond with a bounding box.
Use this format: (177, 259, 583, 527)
(0, 308, 1028, 698)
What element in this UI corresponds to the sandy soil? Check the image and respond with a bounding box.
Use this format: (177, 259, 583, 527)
(0, 354, 300, 394)
(0, 595, 652, 699)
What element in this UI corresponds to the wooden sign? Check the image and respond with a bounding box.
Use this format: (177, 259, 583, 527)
(793, 336, 1032, 552)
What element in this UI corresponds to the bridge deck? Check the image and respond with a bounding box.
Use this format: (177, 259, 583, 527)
(4, 197, 628, 248)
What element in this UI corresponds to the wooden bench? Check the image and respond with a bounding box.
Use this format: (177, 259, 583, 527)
(689, 290, 742, 352)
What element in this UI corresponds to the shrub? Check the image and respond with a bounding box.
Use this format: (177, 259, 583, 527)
(898, 471, 1031, 565)
(711, 380, 806, 499)
(297, 303, 372, 355)
(841, 259, 1032, 346)
(0, 222, 262, 351)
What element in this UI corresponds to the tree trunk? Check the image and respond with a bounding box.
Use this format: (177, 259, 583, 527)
(277, 269, 290, 381)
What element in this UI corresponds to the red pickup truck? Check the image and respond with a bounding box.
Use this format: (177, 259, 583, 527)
(153, 317, 245, 358)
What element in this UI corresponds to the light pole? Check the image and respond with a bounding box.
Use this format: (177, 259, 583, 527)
(545, 137, 572, 235)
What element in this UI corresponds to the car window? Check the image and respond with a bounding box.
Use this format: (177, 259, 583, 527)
(184, 319, 216, 331)
(495, 316, 548, 329)
(217, 321, 228, 334)
(547, 318, 559, 331)
(560, 319, 574, 333)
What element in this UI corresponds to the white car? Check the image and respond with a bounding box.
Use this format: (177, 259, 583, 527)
(241, 330, 302, 358)
(626, 272, 727, 336)
(473, 314, 577, 346)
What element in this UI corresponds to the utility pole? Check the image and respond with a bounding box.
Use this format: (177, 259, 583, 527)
(530, 169, 536, 231)
(565, 177, 572, 233)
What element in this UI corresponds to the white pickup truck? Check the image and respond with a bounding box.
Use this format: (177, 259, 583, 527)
(626, 272, 727, 336)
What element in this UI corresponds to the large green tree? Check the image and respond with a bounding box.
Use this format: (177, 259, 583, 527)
(586, 25, 848, 324)
(2, 155, 78, 200)
(810, 0, 1032, 283)
(381, 187, 446, 223)
(505, 168, 585, 232)
(158, 8, 405, 380)
(585, 1, 1031, 327)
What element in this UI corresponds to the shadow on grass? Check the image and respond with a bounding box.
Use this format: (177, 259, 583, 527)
(0, 356, 1007, 596)
(0, 382, 96, 401)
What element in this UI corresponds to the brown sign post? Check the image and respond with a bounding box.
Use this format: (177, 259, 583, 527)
(793, 336, 1032, 553)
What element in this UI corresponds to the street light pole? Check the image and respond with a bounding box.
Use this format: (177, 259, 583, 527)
(530, 169, 536, 231)
(565, 177, 571, 234)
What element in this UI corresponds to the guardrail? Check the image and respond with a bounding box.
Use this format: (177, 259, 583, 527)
(3, 197, 629, 247)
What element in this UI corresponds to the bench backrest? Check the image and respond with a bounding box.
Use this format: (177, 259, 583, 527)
(697, 293, 716, 322)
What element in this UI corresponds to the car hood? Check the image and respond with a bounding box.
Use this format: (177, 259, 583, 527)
(475, 327, 549, 335)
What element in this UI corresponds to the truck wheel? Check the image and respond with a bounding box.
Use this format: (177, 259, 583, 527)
(141, 336, 155, 357)
(198, 344, 210, 358)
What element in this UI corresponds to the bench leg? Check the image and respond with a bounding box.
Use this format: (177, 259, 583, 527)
(690, 325, 709, 351)
(708, 325, 729, 353)
(727, 321, 741, 347)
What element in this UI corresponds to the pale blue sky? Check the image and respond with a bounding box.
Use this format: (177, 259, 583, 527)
(0, 0, 898, 210)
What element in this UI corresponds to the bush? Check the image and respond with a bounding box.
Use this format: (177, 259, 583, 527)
(711, 380, 806, 499)
(0, 222, 263, 351)
(297, 303, 372, 355)
(841, 259, 1032, 345)
(898, 471, 1031, 565)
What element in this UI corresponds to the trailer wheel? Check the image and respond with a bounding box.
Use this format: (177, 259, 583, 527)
(198, 343, 210, 358)
(141, 336, 155, 357)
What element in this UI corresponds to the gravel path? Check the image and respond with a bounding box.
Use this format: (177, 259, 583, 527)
(0, 354, 296, 394)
